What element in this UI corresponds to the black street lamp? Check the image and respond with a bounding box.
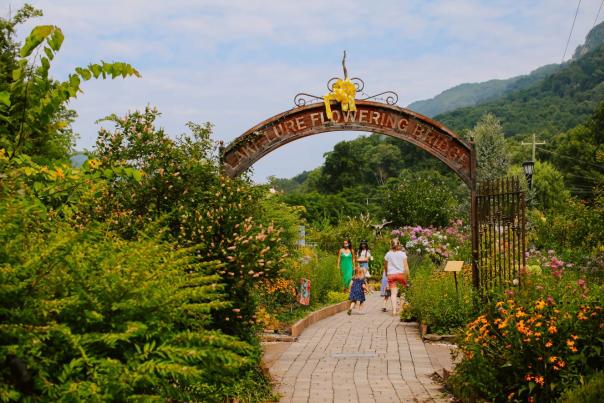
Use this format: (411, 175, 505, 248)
(522, 160, 535, 190)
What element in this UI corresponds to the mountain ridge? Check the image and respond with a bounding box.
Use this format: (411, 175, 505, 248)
(407, 21, 604, 118)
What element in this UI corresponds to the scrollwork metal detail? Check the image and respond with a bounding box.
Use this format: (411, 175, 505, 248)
(293, 93, 323, 107)
(358, 91, 399, 105)
(294, 76, 398, 107)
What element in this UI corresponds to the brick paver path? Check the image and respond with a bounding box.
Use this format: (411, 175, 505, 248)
(268, 293, 449, 402)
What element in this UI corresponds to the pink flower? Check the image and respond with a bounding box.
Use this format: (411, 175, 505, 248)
(577, 279, 586, 289)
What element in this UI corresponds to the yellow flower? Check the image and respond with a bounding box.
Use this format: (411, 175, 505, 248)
(535, 299, 546, 310)
(88, 159, 101, 169)
(549, 356, 557, 363)
(54, 167, 65, 180)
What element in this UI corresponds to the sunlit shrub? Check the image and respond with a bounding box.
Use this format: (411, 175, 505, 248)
(448, 268, 604, 402)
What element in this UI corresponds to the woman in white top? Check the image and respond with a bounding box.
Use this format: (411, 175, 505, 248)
(356, 240, 373, 279)
(383, 238, 410, 315)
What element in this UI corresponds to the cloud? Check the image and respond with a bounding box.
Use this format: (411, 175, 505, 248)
(5, 0, 604, 181)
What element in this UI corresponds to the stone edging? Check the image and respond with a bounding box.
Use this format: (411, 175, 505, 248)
(289, 300, 349, 337)
(419, 321, 459, 343)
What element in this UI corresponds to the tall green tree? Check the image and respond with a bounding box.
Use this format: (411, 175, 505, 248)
(468, 113, 509, 181)
(0, 5, 140, 163)
(380, 169, 460, 227)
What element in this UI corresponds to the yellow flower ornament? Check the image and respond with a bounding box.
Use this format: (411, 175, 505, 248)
(323, 78, 356, 121)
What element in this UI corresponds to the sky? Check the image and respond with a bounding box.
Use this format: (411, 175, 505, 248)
(3, 0, 604, 181)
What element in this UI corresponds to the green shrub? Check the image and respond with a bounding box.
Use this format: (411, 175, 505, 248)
(404, 257, 476, 334)
(0, 203, 258, 401)
(286, 251, 342, 305)
(326, 291, 349, 304)
(448, 269, 604, 402)
(559, 372, 604, 403)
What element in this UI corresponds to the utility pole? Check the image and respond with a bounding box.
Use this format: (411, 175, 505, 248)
(521, 133, 546, 161)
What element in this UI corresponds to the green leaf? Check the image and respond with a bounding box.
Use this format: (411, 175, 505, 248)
(41, 57, 50, 71)
(90, 64, 102, 79)
(12, 68, 22, 81)
(49, 28, 65, 51)
(44, 46, 54, 60)
(0, 92, 10, 107)
(132, 170, 143, 182)
(103, 168, 114, 179)
(76, 67, 92, 81)
(33, 182, 43, 192)
(20, 25, 56, 57)
(69, 74, 81, 91)
(528, 381, 536, 393)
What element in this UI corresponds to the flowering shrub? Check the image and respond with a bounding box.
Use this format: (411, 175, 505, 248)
(391, 220, 470, 262)
(449, 268, 604, 402)
(403, 257, 476, 334)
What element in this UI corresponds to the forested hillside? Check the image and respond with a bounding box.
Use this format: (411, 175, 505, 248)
(408, 21, 604, 119)
(436, 41, 604, 136)
(407, 64, 560, 117)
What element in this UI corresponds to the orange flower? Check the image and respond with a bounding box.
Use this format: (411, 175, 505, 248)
(548, 325, 557, 334)
(545, 341, 553, 348)
(534, 375, 544, 386)
(549, 356, 557, 363)
(566, 339, 575, 347)
(54, 167, 65, 180)
(535, 299, 546, 310)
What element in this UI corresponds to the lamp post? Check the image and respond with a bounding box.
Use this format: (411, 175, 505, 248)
(522, 160, 535, 190)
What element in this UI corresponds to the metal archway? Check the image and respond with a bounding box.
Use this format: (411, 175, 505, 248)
(221, 99, 481, 288)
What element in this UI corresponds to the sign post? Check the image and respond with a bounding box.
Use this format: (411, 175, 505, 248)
(443, 261, 464, 295)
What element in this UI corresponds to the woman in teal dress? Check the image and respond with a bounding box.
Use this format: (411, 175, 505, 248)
(337, 239, 355, 290)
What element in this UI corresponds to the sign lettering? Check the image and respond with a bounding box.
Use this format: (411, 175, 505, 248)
(223, 101, 473, 185)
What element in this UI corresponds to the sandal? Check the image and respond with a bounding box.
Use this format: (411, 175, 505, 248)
(347, 309, 352, 315)
(381, 308, 387, 312)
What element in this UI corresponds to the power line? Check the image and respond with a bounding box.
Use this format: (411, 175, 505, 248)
(536, 146, 604, 171)
(594, 0, 604, 28)
(562, 171, 602, 183)
(562, 0, 583, 62)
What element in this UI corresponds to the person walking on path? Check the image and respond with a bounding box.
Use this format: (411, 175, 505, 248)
(379, 271, 391, 312)
(348, 266, 367, 315)
(357, 240, 373, 279)
(384, 238, 410, 316)
(337, 239, 355, 291)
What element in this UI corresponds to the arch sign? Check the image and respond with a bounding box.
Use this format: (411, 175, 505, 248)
(221, 67, 480, 289)
(222, 100, 475, 187)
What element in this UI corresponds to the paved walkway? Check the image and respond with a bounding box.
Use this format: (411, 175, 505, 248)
(267, 293, 450, 402)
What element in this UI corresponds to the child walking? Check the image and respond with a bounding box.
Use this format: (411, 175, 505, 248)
(379, 271, 391, 312)
(347, 266, 368, 315)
